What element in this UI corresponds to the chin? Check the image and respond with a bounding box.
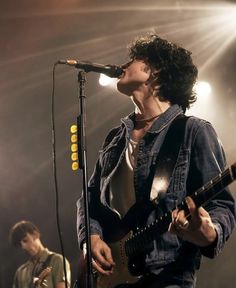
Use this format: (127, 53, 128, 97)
(29, 249, 39, 257)
(117, 81, 130, 96)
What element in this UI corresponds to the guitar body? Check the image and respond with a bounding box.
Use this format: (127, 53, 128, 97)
(97, 233, 140, 288)
(33, 267, 52, 288)
(79, 201, 153, 288)
(78, 234, 141, 288)
(80, 163, 236, 288)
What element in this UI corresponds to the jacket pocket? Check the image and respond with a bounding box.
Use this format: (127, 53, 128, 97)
(166, 148, 190, 204)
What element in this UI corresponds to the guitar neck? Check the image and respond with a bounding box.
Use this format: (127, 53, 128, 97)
(183, 164, 236, 210)
(125, 162, 236, 257)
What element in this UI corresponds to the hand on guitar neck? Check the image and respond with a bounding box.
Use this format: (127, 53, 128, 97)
(169, 196, 217, 247)
(33, 266, 52, 288)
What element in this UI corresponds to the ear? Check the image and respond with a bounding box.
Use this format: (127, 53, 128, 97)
(152, 70, 161, 88)
(146, 71, 160, 89)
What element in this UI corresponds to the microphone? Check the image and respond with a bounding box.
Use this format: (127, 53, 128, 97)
(58, 59, 123, 78)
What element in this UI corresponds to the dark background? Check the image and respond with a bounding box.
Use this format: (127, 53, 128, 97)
(0, 0, 236, 287)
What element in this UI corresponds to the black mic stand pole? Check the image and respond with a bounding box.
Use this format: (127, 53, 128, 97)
(76, 70, 95, 288)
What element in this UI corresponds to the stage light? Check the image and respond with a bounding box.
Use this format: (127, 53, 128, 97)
(194, 81, 212, 99)
(188, 81, 213, 118)
(99, 74, 112, 86)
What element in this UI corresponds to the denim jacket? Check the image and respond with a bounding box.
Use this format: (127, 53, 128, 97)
(77, 104, 236, 273)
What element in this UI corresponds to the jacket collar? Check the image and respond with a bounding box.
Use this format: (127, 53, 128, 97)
(121, 104, 184, 134)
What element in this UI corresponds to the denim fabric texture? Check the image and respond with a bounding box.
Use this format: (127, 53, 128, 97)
(77, 104, 236, 286)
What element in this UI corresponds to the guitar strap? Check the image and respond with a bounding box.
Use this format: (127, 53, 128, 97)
(149, 114, 189, 204)
(42, 253, 54, 270)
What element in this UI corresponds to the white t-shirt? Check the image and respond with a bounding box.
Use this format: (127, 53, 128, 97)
(110, 139, 138, 218)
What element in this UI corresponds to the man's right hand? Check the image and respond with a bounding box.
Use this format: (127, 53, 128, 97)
(90, 234, 115, 276)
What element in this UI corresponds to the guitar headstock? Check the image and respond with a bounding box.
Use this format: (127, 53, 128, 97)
(33, 266, 52, 287)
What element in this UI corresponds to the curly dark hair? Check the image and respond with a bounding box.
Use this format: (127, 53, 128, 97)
(9, 220, 40, 247)
(128, 34, 198, 112)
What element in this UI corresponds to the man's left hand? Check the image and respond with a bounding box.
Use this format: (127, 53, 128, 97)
(169, 196, 217, 247)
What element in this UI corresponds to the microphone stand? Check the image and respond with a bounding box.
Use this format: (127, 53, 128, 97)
(76, 70, 95, 288)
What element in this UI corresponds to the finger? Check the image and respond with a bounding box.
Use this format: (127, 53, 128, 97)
(92, 259, 113, 276)
(175, 209, 186, 222)
(168, 222, 174, 233)
(170, 211, 178, 230)
(198, 206, 210, 217)
(94, 254, 112, 270)
(186, 197, 210, 225)
(182, 219, 189, 228)
(103, 246, 115, 266)
(94, 248, 114, 269)
(185, 196, 199, 219)
(172, 209, 179, 221)
(171, 208, 187, 228)
(173, 216, 190, 231)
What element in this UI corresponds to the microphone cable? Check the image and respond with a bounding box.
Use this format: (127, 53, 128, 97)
(51, 62, 69, 288)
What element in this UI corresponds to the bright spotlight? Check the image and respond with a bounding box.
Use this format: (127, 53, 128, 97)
(194, 81, 212, 98)
(188, 81, 213, 118)
(99, 74, 112, 86)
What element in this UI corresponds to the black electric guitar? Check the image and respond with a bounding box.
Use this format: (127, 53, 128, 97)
(96, 162, 236, 288)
